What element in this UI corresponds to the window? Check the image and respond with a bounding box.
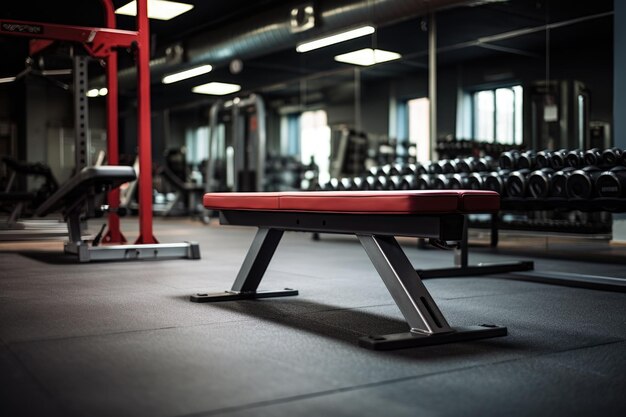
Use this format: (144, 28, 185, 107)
(472, 85, 522, 144)
(407, 97, 430, 163)
(300, 110, 331, 184)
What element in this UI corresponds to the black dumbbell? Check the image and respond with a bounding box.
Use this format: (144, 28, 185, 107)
(567, 166, 603, 199)
(389, 175, 408, 190)
(551, 167, 576, 198)
(566, 149, 584, 168)
(475, 156, 495, 172)
(377, 176, 394, 190)
(416, 174, 435, 190)
(439, 159, 457, 174)
(465, 172, 489, 190)
(536, 150, 551, 168)
(596, 166, 626, 197)
(365, 176, 382, 190)
(402, 174, 418, 190)
(527, 168, 555, 198)
(484, 170, 511, 195)
(340, 178, 358, 191)
(432, 174, 451, 190)
(381, 164, 400, 177)
(448, 173, 469, 189)
(584, 148, 602, 167)
(499, 150, 520, 170)
(454, 158, 471, 173)
(505, 169, 530, 197)
(353, 177, 366, 190)
(601, 147, 623, 168)
(517, 151, 537, 170)
(323, 178, 339, 191)
(412, 163, 428, 175)
(424, 161, 443, 175)
(549, 149, 568, 171)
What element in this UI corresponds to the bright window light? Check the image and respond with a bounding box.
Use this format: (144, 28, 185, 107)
(334, 48, 401, 66)
(162, 65, 213, 84)
(116, 0, 194, 21)
(86, 89, 100, 97)
(98, 88, 108, 96)
(192, 82, 241, 96)
(296, 26, 375, 53)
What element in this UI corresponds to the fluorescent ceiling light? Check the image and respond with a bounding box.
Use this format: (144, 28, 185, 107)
(0, 76, 16, 84)
(192, 82, 241, 96)
(116, 0, 194, 21)
(296, 26, 375, 53)
(162, 65, 212, 84)
(86, 89, 100, 97)
(99, 88, 108, 96)
(334, 48, 401, 66)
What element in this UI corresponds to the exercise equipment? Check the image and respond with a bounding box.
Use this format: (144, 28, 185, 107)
(584, 148, 602, 167)
(193, 190, 507, 350)
(527, 168, 555, 198)
(601, 147, 623, 167)
(566, 149, 584, 168)
(505, 169, 530, 197)
(596, 166, 626, 197)
(551, 167, 576, 197)
(567, 166, 602, 199)
(35, 166, 200, 262)
(548, 149, 568, 171)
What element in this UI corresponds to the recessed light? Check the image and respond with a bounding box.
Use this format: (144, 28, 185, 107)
(162, 65, 213, 84)
(116, 0, 194, 21)
(296, 26, 375, 53)
(334, 48, 401, 66)
(192, 82, 241, 96)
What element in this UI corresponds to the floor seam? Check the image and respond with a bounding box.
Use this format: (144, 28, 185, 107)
(171, 338, 626, 417)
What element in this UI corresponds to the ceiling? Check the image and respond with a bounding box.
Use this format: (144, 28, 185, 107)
(0, 0, 614, 111)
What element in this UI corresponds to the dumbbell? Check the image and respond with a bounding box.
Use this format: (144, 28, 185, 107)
(549, 149, 568, 170)
(535, 150, 551, 168)
(566, 149, 584, 168)
(323, 178, 339, 191)
(401, 174, 418, 190)
(505, 169, 530, 197)
(454, 158, 471, 174)
(527, 168, 555, 198)
(340, 177, 358, 191)
(377, 176, 394, 190)
(389, 175, 409, 190)
(566, 166, 603, 199)
(550, 167, 576, 198)
(424, 161, 443, 175)
(412, 163, 428, 175)
(432, 174, 451, 190)
(353, 177, 366, 190)
(596, 166, 626, 197)
(364, 176, 382, 190)
(416, 174, 435, 190)
(499, 150, 520, 170)
(465, 172, 489, 190)
(601, 147, 623, 167)
(439, 159, 457, 174)
(584, 148, 602, 167)
(484, 170, 511, 195)
(517, 151, 537, 170)
(474, 156, 495, 172)
(380, 164, 400, 177)
(448, 173, 469, 189)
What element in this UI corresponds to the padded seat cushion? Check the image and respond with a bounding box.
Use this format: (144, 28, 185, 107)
(203, 190, 499, 214)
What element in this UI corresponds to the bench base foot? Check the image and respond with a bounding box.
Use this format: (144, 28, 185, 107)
(358, 324, 507, 350)
(190, 288, 298, 303)
(417, 261, 534, 279)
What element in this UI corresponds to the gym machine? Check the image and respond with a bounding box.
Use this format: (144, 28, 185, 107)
(202, 95, 267, 222)
(1, 0, 199, 259)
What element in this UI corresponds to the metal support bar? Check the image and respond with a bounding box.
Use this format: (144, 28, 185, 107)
(190, 227, 298, 303)
(65, 241, 200, 262)
(358, 234, 452, 334)
(73, 56, 90, 172)
(428, 12, 437, 161)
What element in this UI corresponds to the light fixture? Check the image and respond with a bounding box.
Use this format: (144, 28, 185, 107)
(162, 65, 213, 84)
(334, 48, 401, 66)
(99, 88, 108, 96)
(115, 0, 194, 21)
(192, 82, 241, 96)
(296, 25, 375, 53)
(86, 89, 100, 97)
(0, 76, 16, 84)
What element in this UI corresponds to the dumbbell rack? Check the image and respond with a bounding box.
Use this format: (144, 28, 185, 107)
(416, 214, 535, 280)
(418, 199, 626, 293)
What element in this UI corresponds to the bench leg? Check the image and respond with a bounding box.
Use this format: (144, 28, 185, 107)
(357, 234, 507, 350)
(191, 227, 298, 302)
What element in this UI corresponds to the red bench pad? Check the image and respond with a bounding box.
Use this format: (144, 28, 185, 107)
(203, 190, 499, 214)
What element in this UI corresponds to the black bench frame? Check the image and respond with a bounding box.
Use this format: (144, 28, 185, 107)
(191, 210, 507, 350)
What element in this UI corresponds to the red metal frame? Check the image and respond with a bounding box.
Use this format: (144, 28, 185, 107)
(0, 0, 157, 244)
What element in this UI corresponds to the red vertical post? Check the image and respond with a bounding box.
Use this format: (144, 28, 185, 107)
(101, 0, 126, 243)
(135, 0, 157, 243)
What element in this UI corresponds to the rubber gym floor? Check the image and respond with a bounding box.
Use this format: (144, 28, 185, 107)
(1, 218, 625, 417)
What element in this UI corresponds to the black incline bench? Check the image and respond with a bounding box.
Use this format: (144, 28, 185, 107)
(192, 190, 506, 350)
(36, 166, 200, 262)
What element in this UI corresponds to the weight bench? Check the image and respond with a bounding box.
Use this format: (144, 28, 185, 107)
(192, 190, 507, 350)
(36, 166, 200, 262)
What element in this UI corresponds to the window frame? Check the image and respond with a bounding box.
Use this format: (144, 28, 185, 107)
(470, 84, 523, 145)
